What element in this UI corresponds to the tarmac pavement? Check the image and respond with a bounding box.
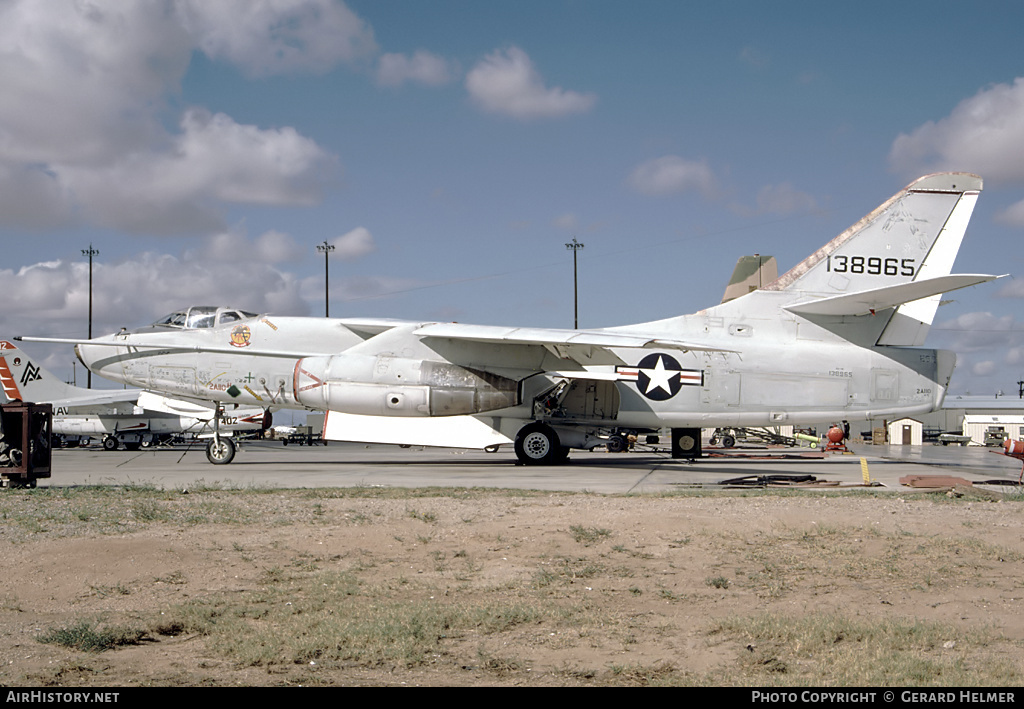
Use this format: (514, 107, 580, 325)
(25, 439, 1024, 494)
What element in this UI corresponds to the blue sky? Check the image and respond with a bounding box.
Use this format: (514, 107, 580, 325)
(2, 0, 1024, 395)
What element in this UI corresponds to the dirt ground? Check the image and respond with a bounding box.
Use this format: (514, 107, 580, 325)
(1, 486, 1023, 686)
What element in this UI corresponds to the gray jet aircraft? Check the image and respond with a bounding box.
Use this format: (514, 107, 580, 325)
(21, 173, 1000, 465)
(0, 340, 270, 457)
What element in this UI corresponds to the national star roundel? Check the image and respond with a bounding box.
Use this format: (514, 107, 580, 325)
(635, 352, 684, 401)
(615, 353, 703, 400)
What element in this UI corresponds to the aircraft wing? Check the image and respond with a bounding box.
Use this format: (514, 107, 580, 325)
(784, 274, 1002, 317)
(25, 389, 140, 408)
(135, 391, 216, 417)
(415, 323, 732, 363)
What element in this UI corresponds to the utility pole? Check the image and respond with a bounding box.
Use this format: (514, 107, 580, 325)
(317, 241, 335, 317)
(565, 238, 584, 329)
(81, 243, 99, 388)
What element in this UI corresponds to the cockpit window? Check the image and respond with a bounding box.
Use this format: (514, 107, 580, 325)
(187, 306, 218, 329)
(188, 313, 216, 328)
(152, 306, 258, 329)
(154, 311, 188, 327)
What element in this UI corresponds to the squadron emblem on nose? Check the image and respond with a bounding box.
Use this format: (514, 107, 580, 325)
(230, 325, 252, 348)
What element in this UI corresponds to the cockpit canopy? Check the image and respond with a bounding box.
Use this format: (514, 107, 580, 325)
(152, 306, 259, 330)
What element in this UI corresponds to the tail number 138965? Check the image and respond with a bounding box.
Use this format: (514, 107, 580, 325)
(827, 256, 915, 276)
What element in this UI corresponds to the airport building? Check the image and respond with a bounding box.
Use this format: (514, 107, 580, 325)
(866, 394, 1024, 446)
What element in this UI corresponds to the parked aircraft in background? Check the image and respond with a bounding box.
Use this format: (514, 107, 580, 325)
(0, 340, 269, 459)
(721, 254, 778, 304)
(21, 173, 1000, 465)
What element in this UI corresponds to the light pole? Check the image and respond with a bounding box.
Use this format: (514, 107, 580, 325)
(317, 241, 335, 317)
(565, 238, 584, 329)
(81, 243, 99, 388)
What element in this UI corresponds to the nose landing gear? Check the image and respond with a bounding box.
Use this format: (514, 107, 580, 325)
(205, 405, 236, 465)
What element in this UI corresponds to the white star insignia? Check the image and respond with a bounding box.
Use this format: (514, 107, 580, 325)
(641, 355, 675, 396)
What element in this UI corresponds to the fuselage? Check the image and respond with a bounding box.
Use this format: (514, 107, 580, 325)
(75, 301, 954, 432)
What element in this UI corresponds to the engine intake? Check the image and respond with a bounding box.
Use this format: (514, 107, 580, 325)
(293, 354, 519, 416)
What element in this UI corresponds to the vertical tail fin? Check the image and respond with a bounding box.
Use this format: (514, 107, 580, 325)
(763, 173, 986, 345)
(721, 255, 778, 304)
(0, 340, 83, 402)
(876, 180, 980, 345)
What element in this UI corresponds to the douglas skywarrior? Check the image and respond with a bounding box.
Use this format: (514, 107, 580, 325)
(21, 173, 1000, 465)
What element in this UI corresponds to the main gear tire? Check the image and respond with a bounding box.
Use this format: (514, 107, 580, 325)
(514, 423, 561, 466)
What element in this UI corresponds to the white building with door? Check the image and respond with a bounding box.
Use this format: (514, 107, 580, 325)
(887, 418, 923, 445)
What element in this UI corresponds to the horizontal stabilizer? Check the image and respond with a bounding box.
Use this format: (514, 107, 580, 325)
(784, 274, 1001, 317)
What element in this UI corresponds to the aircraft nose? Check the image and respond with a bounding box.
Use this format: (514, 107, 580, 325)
(75, 343, 101, 373)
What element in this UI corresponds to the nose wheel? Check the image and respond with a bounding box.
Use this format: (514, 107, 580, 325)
(205, 404, 236, 464)
(206, 436, 236, 465)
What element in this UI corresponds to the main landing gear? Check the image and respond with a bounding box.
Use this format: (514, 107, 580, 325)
(513, 422, 570, 466)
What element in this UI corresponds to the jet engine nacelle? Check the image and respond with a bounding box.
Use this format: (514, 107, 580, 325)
(293, 354, 519, 416)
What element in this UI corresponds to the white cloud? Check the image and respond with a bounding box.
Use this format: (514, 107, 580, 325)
(0, 164, 73, 229)
(996, 277, 1024, 298)
(753, 182, 818, 215)
(552, 213, 579, 231)
(0, 236, 415, 349)
(254, 231, 304, 263)
(377, 51, 455, 87)
(972, 360, 997, 377)
(0, 252, 312, 344)
(59, 109, 335, 233)
(466, 46, 596, 120)
(935, 311, 1017, 352)
(179, 0, 377, 77)
(174, 110, 332, 206)
(329, 227, 376, 261)
(929, 310, 1024, 395)
(201, 229, 303, 264)
(889, 78, 1024, 182)
(627, 156, 717, 198)
(0, 0, 350, 234)
(0, 2, 188, 165)
(1005, 347, 1024, 366)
